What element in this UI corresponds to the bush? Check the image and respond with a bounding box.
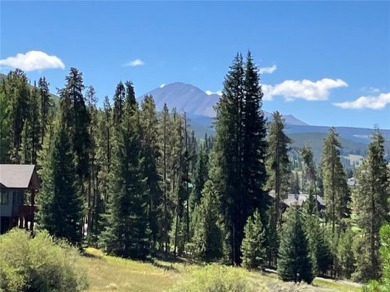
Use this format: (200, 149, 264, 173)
(0, 229, 88, 291)
(169, 264, 255, 292)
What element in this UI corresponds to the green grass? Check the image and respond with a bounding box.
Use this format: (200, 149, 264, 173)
(313, 278, 362, 292)
(80, 248, 362, 292)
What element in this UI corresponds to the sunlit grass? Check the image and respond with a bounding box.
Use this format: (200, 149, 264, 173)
(80, 248, 362, 292)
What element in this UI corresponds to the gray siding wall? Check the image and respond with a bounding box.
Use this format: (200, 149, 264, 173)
(0, 190, 23, 217)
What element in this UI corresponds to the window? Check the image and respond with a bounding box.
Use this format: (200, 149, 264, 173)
(0, 190, 9, 205)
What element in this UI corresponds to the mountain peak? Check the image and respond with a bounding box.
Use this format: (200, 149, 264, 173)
(141, 82, 219, 117)
(140, 82, 308, 126)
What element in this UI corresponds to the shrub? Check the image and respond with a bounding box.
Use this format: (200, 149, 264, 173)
(0, 229, 88, 291)
(169, 264, 256, 292)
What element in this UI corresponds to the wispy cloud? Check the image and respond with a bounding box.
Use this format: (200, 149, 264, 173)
(360, 86, 381, 94)
(205, 90, 222, 96)
(160, 84, 166, 88)
(0, 50, 65, 72)
(334, 92, 390, 110)
(124, 59, 144, 67)
(263, 78, 347, 101)
(259, 64, 277, 74)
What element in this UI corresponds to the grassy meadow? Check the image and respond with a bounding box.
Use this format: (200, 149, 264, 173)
(80, 248, 362, 292)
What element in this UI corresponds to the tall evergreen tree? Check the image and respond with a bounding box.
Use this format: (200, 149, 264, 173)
(208, 52, 267, 265)
(266, 111, 291, 225)
(277, 206, 314, 284)
(266, 111, 291, 265)
(6, 70, 30, 163)
(100, 84, 150, 259)
(321, 127, 349, 236)
(59, 68, 91, 183)
(352, 129, 389, 281)
(139, 95, 162, 248)
(208, 53, 244, 264)
(158, 103, 173, 252)
(85, 86, 99, 243)
(94, 96, 113, 239)
(242, 52, 269, 224)
(37, 116, 84, 245)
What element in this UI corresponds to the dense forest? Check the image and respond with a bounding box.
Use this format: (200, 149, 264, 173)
(0, 52, 389, 287)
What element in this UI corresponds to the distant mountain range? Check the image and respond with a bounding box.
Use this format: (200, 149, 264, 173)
(140, 82, 390, 162)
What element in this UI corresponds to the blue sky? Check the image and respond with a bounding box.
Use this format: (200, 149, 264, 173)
(1, 1, 389, 129)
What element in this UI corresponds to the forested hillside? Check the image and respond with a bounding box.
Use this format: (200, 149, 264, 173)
(1, 52, 389, 289)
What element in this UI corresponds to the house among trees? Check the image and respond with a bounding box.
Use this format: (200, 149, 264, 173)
(268, 190, 326, 212)
(0, 164, 39, 234)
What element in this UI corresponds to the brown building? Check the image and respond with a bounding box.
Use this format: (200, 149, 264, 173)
(0, 164, 39, 234)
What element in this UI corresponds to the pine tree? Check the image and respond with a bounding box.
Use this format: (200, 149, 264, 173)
(37, 116, 84, 245)
(365, 224, 390, 290)
(192, 180, 223, 261)
(158, 103, 173, 252)
(266, 111, 291, 225)
(139, 95, 162, 248)
(94, 96, 112, 240)
(100, 86, 150, 259)
(85, 86, 99, 243)
(0, 89, 11, 163)
(29, 85, 41, 164)
(241, 209, 266, 270)
(208, 52, 267, 265)
(303, 211, 332, 276)
(277, 206, 314, 284)
(19, 120, 32, 164)
(242, 52, 269, 224)
(211, 53, 245, 264)
(266, 111, 291, 265)
(337, 228, 356, 279)
(38, 76, 53, 145)
(59, 68, 91, 184)
(189, 143, 209, 211)
(352, 129, 389, 281)
(321, 127, 349, 236)
(6, 70, 30, 163)
(301, 145, 318, 215)
(113, 81, 125, 127)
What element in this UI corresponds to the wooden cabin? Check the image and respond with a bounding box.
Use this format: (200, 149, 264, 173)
(0, 164, 39, 234)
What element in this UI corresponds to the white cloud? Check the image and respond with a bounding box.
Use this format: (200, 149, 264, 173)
(0, 50, 65, 72)
(333, 92, 390, 110)
(205, 90, 222, 96)
(263, 78, 347, 101)
(160, 84, 166, 88)
(124, 59, 144, 67)
(261, 84, 274, 101)
(259, 64, 277, 74)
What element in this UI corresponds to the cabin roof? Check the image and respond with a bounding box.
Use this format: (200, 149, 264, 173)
(0, 164, 39, 190)
(268, 191, 325, 207)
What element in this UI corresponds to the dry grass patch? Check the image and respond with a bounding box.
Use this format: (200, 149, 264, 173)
(80, 248, 179, 292)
